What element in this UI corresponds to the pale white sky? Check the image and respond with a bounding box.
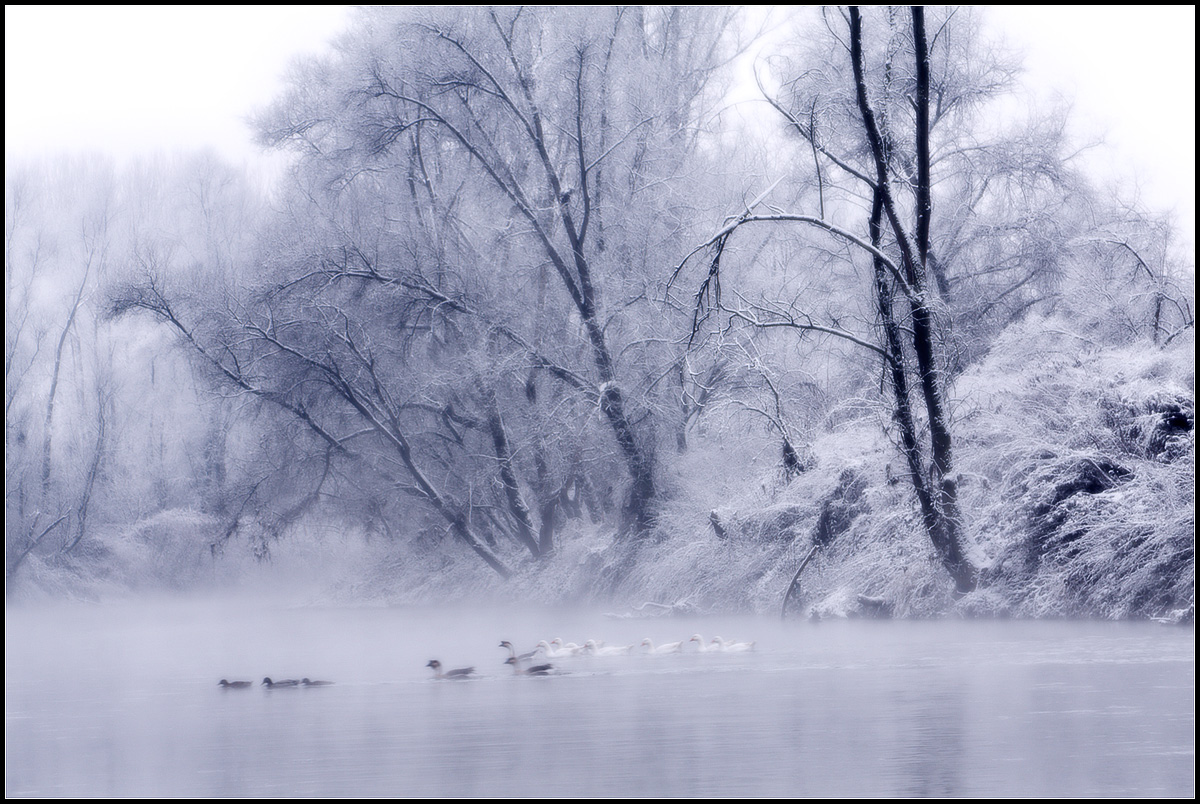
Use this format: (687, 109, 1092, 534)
(4, 5, 1195, 245)
(4, 6, 352, 166)
(987, 5, 1195, 246)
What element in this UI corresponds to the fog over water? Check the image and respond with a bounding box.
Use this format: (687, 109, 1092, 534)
(6, 599, 1194, 797)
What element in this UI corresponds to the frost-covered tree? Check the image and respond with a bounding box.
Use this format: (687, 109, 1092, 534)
(677, 7, 997, 592)
(674, 5, 1194, 599)
(117, 6, 746, 578)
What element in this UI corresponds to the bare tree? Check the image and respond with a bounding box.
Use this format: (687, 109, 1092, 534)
(5, 159, 119, 583)
(675, 7, 980, 592)
(217, 6, 747, 567)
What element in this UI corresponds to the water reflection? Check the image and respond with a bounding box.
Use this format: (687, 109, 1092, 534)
(5, 600, 1194, 797)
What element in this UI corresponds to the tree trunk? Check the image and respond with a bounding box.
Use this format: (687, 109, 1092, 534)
(851, 6, 977, 593)
(483, 387, 542, 558)
(40, 274, 88, 497)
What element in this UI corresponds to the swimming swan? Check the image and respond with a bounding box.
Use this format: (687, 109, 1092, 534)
(710, 636, 756, 652)
(583, 639, 633, 656)
(539, 640, 583, 659)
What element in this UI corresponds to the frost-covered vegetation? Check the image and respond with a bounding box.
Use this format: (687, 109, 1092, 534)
(6, 7, 1193, 620)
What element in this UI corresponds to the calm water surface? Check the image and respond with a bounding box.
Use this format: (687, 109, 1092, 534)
(5, 598, 1194, 797)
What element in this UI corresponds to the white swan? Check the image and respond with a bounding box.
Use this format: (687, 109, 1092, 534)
(552, 638, 588, 655)
(688, 634, 721, 653)
(537, 640, 580, 659)
(640, 638, 683, 654)
(710, 636, 756, 652)
(583, 639, 633, 656)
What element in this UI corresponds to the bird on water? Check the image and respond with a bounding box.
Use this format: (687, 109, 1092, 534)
(427, 660, 475, 680)
(262, 677, 301, 688)
(583, 639, 633, 656)
(710, 636, 755, 652)
(504, 656, 556, 676)
(500, 640, 541, 663)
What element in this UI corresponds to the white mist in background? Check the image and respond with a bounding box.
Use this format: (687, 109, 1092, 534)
(7, 7, 1192, 243)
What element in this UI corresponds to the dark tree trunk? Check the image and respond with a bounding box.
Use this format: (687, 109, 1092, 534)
(851, 6, 977, 593)
(484, 387, 541, 558)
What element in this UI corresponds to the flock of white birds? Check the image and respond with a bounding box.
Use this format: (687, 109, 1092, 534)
(428, 635, 756, 679)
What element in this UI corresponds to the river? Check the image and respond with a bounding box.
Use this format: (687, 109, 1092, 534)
(5, 597, 1194, 797)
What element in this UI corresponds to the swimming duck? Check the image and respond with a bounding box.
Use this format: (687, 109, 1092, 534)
(301, 678, 334, 686)
(504, 657, 556, 676)
(262, 677, 301, 688)
(427, 660, 475, 680)
(218, 679, 253, 688)
(640, 638, 683, 655)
